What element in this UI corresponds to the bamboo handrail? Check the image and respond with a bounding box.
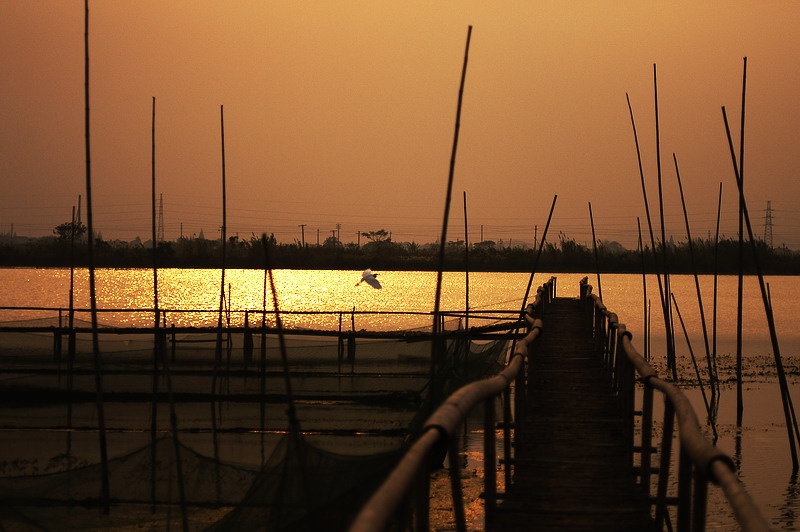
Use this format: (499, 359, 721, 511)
(579, 277, 769, 531)
(349, 279, 552, 532)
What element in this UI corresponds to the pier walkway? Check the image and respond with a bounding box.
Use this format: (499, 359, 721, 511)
(351, 278, 769, 532)
(489, 296, 654, 531)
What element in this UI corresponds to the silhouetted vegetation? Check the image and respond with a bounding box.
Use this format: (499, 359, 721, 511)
(0, 229, 798, 274)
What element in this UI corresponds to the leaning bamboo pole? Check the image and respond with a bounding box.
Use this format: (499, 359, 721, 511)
(262, 234, 318, 527)
(431, 25, 472, 406)
(723, 105, 799, 471)
(736, 57, 748, 426)
(83, 0, 110, 513)
(653, 65, 677, 380)
(712, 182, 723, 395)
(637, 218, 648, 361)
(671, 293, 716, 438)
(625, 93, 672, 377)
(673, 154, 715, 404)
(588, 202, 603, 302)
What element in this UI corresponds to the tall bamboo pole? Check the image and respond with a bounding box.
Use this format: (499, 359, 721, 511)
(149, 96, 159, 515)
(673, 154, 715, 405)
(723, 106, 798, 471)
(150, 96, 188, 531)
(637, 218, 648, 361)
(653, 65, 676, 380)
(588, 202, 603, 302)
(83, 0, 110, 513)
(431, 26, 472, 406)
(736, 57, 748, 426)
(463, 191, 470, 332)
(626, 93, 671, 376)
(712, 182, 723, 393)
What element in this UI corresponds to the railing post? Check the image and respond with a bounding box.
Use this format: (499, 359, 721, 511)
(515, 358, 526, 448)
(677, 443, 693, 531)
(448, 430, 467, 532)
(414, 461, 430, 532)
(655, 400, 676, 529)
(484, 396, 497, 527)
(170, 323, 176, 362)
(640, 380, 654, 498)
(692, 466, 708, 532)
(503, 385, 512, 491)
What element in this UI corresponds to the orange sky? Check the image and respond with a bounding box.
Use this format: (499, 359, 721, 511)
(1, 1, 799, 249)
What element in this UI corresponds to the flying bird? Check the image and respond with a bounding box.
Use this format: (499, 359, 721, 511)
(355, 269, 382, 289)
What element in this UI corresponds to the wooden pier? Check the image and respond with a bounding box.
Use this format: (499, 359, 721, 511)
(489, 297, 655, 531)
(350, 278, 769, 532)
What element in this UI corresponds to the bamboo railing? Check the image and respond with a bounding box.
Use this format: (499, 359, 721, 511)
(579, 277, 769, 531)
(349, 277, 555, 532)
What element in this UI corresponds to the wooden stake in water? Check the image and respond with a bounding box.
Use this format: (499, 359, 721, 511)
(723, 105, 798, 470)
(83, 0, 110, 513)
(431, 25, 472, 405)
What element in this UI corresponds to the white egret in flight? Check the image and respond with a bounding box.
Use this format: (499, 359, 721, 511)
(355, 269, 382, 289)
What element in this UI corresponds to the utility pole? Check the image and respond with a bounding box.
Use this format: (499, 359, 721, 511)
(357, 231, 361, 248)
(157, 193, 165, 242)
(316, 228, 320, 246)
(480, 224, 483, 243)
(764, 200, 774, 249)
(299, 224, 307, 248)
(534, 224, 538, 249)
(336, 223, 341, 244)
(180, 222, 183, 239)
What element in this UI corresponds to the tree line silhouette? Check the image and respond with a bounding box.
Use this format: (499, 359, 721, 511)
(0, 223, 797, 274)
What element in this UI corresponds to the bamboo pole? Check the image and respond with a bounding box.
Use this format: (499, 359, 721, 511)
(463, 191, 469, 332)
(66, 204, 76, 468)
(673, 154, 715, 404)
(723, 105, 798, 471)
(625, 93, 672, 379)
(260, 250, 268, 465)
(588, 202, 603, 302)
(637, 218, 648, 361)
(736, 57, 747, 426)
(712, 182, 723, 394)
(520, 196, 557, 310)
(653, 65, 676, 380)
(83, 0, 110, 513)
(150, 96, 188, 531)
(262, 234, 318, 527)
(671, 293, 716, 438)
(431, 25, 472, 407)
(150, 96, 159, 515)
(68, 204, 76, 362)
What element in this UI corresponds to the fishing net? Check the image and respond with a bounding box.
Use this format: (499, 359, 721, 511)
(0, 319, 510, 530)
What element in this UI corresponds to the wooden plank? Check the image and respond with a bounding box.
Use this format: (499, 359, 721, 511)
(490, 298, 656, 531)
